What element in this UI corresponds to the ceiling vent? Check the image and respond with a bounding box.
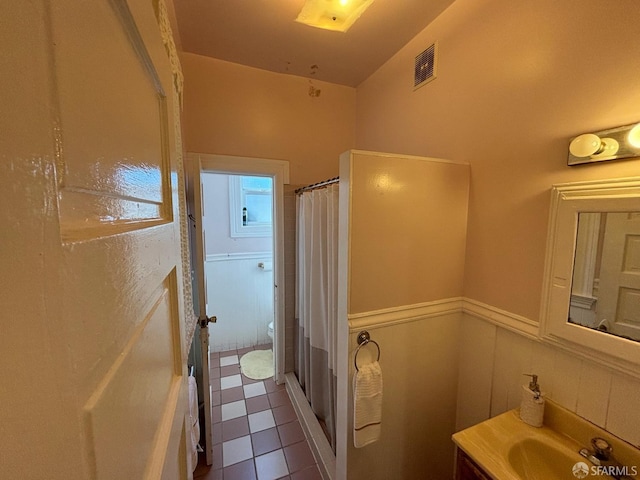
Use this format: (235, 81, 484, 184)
(414, 43, 437, 89)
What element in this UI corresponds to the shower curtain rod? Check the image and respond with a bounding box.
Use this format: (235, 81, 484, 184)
(295, 176, 339, 195)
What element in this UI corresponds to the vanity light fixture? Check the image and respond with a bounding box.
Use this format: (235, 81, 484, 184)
(628, 123, 640, 149)
(295, 0, 375, 32)
(568, 122, 640, 165)
(569, 134, 618, 159)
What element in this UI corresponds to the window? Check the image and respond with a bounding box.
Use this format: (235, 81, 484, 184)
(229, 175, 273, 237)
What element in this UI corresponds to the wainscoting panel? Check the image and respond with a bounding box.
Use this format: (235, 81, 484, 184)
(345, 307, 462, 480)
(206, 252, 274, 352)
(457, 312, 640, 448)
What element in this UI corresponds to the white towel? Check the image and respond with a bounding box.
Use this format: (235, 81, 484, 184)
(353, 361, 383, 448)
(188, 376, 200, 471)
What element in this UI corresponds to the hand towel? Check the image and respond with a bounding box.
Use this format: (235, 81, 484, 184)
(188, 376, 200, 471)
(353, 361, 383, 448)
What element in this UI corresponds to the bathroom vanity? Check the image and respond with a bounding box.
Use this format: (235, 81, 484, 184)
(455, 448, 491, 480)
(452, 401, 640, 480)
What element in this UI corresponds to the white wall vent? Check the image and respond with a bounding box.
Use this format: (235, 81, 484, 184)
(414, 42, 437, 89)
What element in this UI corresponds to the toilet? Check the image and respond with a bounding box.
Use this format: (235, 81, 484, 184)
(267, 321, 274, 341)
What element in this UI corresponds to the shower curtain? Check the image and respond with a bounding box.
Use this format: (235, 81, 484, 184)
(295, 183, 338, 451)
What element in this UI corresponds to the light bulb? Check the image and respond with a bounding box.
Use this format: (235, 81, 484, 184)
(628, 124, 640, 149)
(570, 133, 603, 158)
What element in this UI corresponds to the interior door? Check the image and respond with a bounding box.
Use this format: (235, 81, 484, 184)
(189, 153, 290, 383)
(186, 156, 216, 466)
(598, 212, 640, 339)
(1, 1, 190, 478)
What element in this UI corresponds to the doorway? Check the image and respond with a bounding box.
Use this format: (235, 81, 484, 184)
(203, 173, 275, 352)
(188, 153, 289, 383)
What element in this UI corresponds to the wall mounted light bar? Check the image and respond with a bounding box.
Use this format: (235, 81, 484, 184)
(568, 122, 640, 166)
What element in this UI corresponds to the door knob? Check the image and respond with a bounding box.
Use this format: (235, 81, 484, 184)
(199, 316, 217, 328)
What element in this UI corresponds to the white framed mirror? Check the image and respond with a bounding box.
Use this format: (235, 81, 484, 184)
(540, 177, 640, 378)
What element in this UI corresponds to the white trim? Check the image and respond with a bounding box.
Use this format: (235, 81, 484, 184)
(345, 149, 470, 166)
(229, 176, 273, 238)
(571, 212, 600, 298)
(462, 298, 539, 339)
(461, 300, 640, 380)
(335, 151, 351, 480)
(570, 294, 598, 310)
(285, 373, 335, 480)
(347, 298, 463, 332)
(343, 293, 640, 414)
(344, 294, 640, 378)
(205, 252, 273, 263)
(196, 153, 290, 184)
(345, 297, 540, 339)
(535, 335, 640, 379)
(540, 177, 640, 379)
(187, 152, 288, 385)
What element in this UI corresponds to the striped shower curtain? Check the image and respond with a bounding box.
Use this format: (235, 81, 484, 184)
(295, 183, 339, 451)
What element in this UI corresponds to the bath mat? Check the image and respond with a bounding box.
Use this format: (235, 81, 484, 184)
(240, 349, 274, 380)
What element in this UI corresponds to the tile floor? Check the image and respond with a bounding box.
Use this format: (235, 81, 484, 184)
(193, 344, 322, 480)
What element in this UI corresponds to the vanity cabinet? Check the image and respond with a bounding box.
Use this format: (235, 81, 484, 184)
(455, 448, 491, 480)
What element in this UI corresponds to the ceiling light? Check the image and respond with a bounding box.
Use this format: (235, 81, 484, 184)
(295, 0, 375, 33)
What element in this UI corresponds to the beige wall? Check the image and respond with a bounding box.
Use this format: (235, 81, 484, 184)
(181, 52, 356, 186)
(179, 3, 640, 475)
(181, 53, 356, 382)
(346, 152, 469, 313)
(355, 0, 640, 322)
(338, 152, 469, 479)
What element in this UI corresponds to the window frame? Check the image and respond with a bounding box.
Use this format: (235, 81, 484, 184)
(229, 175, 273, 238)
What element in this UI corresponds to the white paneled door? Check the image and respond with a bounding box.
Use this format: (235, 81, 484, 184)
(598, 212, 640, 340)
(1, 1, 191, 479)
(186, 154, 216, 466)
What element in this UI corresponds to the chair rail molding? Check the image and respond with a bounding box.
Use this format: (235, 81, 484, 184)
(462, 298, 539, 339)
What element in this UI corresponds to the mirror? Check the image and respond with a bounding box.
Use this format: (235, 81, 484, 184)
(540, 178, 640, 377)
(570, 212, 640, 341)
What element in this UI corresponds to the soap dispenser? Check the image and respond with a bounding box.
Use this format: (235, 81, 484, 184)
(520, 374, 545, 427)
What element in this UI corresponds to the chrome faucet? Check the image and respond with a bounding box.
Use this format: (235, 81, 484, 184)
(592, 437, 613, 462)
(579, 437, 635, 480)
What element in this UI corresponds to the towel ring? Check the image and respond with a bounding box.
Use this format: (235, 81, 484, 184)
(354, 331, 381, 372)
